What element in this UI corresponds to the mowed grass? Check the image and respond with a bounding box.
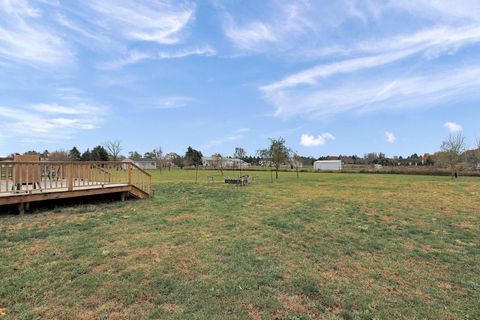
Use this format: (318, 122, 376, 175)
(0, 170, 479, 320)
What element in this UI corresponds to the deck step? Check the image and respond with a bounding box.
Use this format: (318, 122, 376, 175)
(129, 186, 150, 199)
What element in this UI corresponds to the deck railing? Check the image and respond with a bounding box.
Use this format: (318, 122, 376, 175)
(0, 161, 152, 196)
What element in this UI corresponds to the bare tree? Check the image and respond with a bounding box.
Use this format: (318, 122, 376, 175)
(104, 140, 122, 161)
(233, 147, 247, 174)
(211, 153, 224, 175)
(439, 133, 466, 179)
(292, 153, 302, 178)
(153, 147, 163, 171)
(48, 150, 69, 161)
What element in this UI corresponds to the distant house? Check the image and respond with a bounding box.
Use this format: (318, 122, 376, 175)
(314, 160, 342, 171)
(202, 157, 249, 168)
(126, 158, 157, 170)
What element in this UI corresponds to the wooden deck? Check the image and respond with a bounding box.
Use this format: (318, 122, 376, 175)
(0, 161, 152, 213)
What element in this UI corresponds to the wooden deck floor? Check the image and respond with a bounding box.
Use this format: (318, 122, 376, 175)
(0, 161, 152, 213)
(0, 180, 135, 212)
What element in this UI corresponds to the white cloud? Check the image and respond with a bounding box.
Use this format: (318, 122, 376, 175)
(154, 96, 193, 109)
(264, 64, 480, 119)
(224, 18, 277, 51)
(0, 0, 73, 67)
(0, 93, 106, 142)
(85, 0, 194, 44)
(100, 46, 216, 70)
(261, 49, 418, 92)
(444, 122, 463, 133)
(31, 103, 97, 115)
(262, 25, 480, 92)
(300, 133, 335, 147)
(385, 131, 396, 143)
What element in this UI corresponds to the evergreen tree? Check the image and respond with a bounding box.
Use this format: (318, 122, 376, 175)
(69, 147, 81, 161)
(91, 146, 109, 161)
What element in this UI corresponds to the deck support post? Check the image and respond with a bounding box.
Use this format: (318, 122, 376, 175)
(18, 203, 25, 215)
(121, 192, 127, 202)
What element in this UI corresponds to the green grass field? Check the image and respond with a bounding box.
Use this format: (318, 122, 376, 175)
(1, 170, 479, 319)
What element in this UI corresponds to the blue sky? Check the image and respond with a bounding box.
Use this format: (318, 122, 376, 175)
(0, 0, 479, 158)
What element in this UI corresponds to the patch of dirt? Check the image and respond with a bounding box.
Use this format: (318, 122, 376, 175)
(278, 294, 311, 315)
(243, 303, 262, 320)
(167, 213, 196, 222)
(161, 303, 184, 314)
(379, 215, 395, 222)
(455, 221, 475, 230)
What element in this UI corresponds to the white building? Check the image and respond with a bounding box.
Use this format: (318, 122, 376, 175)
(202, 157, 249, 168)
(313, 160, 342, 171)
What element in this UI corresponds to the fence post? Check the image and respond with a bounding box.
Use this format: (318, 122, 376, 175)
(68, 162, 74, 191)
(128, 163, 132, 185)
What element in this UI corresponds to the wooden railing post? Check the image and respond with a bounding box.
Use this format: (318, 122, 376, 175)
(128, 163, 132, 185)
(68, 162, 74, 191)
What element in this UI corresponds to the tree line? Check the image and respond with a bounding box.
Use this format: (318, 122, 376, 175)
(7, 133, 480, 180)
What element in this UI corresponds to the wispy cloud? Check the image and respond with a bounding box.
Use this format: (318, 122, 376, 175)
(385, 131, 396, 143)
(203, 128, 250, 150)
(300, 133, 335, 147)
(263, 65, 480, 119)
(0, 0, 73, 67)
(85, 0, 194, 45)
(153, 96, 193, 109)
(444, 122, 463, 133)
(100, 46, 216, 70)
(262, 25, 480, 92)
(0, 91, 106, 142)
(223, 17, 277, 51)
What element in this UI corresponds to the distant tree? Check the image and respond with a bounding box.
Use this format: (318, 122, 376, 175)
(128, 151, 142, 160)
(211, 153, 224, 175)
(91, 146, 109, 161)
(174, 156, 185, 169)
(49, 150, 69, 161)
(292, 153, 302, 178)
(165, 152, 181, 169)
(41, 150, 49, 159)
(438, 133, 466, 179)
(234, 147, 247, 160)
(81, 149, 92, 161)
(23, 150, 39, 156)
(184, 147, 203, 183)
(104, 140, 122, 161)
(258, 137, 292, 179)
(184, 147, 203, 167)
(144, 147, 163, 170)
(68, 147, 81, 161)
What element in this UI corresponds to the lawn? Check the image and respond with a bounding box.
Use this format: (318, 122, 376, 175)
(0, 170, 479, 319)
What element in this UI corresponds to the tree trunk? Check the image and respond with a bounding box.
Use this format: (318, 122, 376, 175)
(296, 167, 299, 178)
(275, 167, 279, 179)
